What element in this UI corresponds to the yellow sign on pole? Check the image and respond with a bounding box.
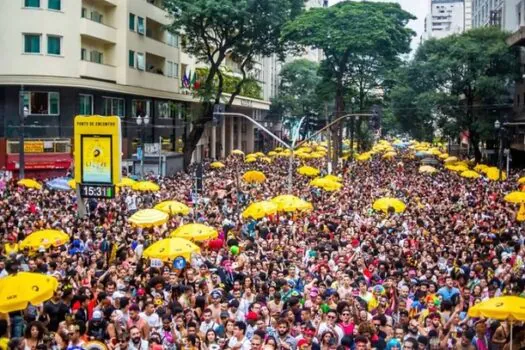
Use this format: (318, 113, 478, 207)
(74, 115, 121, 185)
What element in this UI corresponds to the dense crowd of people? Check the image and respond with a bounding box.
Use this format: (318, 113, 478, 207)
(0, 146, 524, 350)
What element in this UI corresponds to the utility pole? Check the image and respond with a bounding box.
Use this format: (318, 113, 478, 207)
(18, 85, 28, 179)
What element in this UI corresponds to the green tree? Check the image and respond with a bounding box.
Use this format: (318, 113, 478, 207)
(283, 1, 415, 161)
(164, 0, 303, 170)
(270, 59, 324, 136)
(396, 27, 518, 160)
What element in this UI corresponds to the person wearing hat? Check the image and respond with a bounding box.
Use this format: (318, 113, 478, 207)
(209, 289, 223, 321)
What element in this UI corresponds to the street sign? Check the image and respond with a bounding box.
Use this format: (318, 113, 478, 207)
(213, 104, 225, 126)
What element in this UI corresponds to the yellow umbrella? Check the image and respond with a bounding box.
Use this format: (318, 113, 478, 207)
(444, 156, 458, 163)
(271, 195, 313, 212)
(439, 153, 449, 159)
(143, 238, 200, 262)
(382, 151, 397, 159)
(245, 157, 257, 163)
(310, 178, 342, 192)
(68, 179, 76, 189)
(231, 149, 244, 156)
(274, 147, 284, 152)
(486, 168, 507, 181)
(255, 152, 265, 157)
(297, 166, 320, 177)
(357, 153, 372, 161)
(323, 175, 341, 182)
(128, 209, 169, 228)
(468, 296, 525, 321)
(210, 161, 225, 169)
(17, 179, 42, 190)
(460, 170, 481, 179)
(132, 181, 160, 192)
(518, 177, 525, 184)
(504, 191, 525, 204)
(170, 223, 218, 242)
(116, 177, 137, 187)
(474, 164, 489, 173)
(419, 166, 438, 174)
(242, 170, 266, 183)
(373, 197, 406, 213)
(154, 201, 190, 215)
(445, 164, 469, 172)
(268, 151, 277, 157)
(0, 273, 58, 313)
(19, 229, 70, 251)
(261, 157, 272, 163)
(242, 201, 278, 219)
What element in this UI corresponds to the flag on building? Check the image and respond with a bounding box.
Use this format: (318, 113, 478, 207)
(191, 71, 198, 90)
(182, 72, 189, 89)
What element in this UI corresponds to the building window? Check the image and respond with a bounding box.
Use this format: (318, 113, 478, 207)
(81, 48, 87, 60)
(48, 0, 60, 10)
(137, 17, 145, 35)
(132, 100, 151, 117)
(24, 0, 40, 8)
(167, 32, 178, 47)
(79, 94, 93, 115)
(23, 34, 41, 54)
(129, 50, 135, 67)
(166, 61, 179, 79)
(103, 97, 125, 117)
(47, 35, 61, 55)
(157, 101, 171, 119)
(90, 51, 103, 64)
(129, 13, 135, 31)
(23, 92, 60, 115)
(136, 52, 145, 71)
(91, 11, 103, 23)
(81, 7, 87, 18)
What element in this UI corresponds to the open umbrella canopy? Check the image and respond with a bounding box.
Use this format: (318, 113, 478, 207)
(486, 168, 507, 181)
(444, 156, 458, 163)
(445, 164, 469, 173)
(17, 179, 42, 190)
(128, 209, 169, 228)
(46, 177, 71, 191)
(310, 178, 343, 192)
(468, 296, 525, 321)
(143, 238, 200, 262)
(474, 164, 489, 173)
(245, 157, 257, 163)
(231, 149, 244, 156)
(323, 174, 341, 182)
(0, 273, 58, 313)
(421, 158, 439, 165)
(116, 177, 137, 187)
(271, 195, 313, 212)
(242, 201, 278, 219)
(297, 166, 320, 177)
(210, 161, 225, 169)
(419, 166, 438, 174)
(357, 153, 372, 161)
(20, 229, 70, 251)
(504, 191, 525, 204)
(260, 157, 272, 163)
(460, 170, 481, 179)
(132, 181, 160, 192)
(518, 177, 525, 184)
(154, 201, 190, 215)
(170, 223, 218, 242)
(438, 153, 449, 159)
(382, 151, 397, 159)
(242, 170, 266, 183)
(373, 197, 406, 213)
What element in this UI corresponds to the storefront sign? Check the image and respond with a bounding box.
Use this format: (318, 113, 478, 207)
(24, 141, 44, 153)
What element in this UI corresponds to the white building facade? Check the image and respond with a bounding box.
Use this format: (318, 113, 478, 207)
(424, 0, 466, 40)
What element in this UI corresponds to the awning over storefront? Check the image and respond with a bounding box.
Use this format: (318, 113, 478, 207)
(6, 153, 72, 171)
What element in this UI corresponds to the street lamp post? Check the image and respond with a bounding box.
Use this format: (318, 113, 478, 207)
(136, 115, 150, 179)
(495, 120, 503, 181)
(18, 86, 29, 179)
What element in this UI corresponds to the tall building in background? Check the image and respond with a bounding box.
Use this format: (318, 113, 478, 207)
(464, 0, 473, 29)
(424, 0, 465, 40)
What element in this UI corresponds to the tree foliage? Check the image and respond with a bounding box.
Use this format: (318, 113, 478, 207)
(283, 1, 415, 159)
(390, 27, 518, 160)
(164, 0, 303, 169)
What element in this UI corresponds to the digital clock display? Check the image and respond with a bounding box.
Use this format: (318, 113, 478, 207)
(79, 184, 115, 199)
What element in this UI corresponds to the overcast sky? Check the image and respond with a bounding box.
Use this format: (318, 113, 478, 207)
(331, 0, 429, 53)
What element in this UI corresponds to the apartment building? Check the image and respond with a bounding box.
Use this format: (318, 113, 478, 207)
(465, 0, 473, 29)
(424, 0, 465, 40)
(0, 0, 270, 176)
